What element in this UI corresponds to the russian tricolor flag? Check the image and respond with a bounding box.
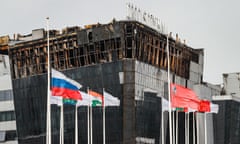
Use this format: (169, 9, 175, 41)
(51, 69, 82, 100)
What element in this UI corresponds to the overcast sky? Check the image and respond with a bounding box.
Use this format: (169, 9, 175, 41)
(1, 0, 239, 84)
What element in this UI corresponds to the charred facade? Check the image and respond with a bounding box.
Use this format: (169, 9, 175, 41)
(8, 21, 201, 80)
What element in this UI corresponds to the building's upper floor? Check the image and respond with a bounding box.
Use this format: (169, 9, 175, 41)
(0, 20, 204, 81)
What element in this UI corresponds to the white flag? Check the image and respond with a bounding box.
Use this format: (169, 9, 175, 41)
(103, 90, 120, 107)
(161, 97, 169, 112)
(210, 103, 219, 114)
(76, 91, 91, 106)
(50, 96, 62, 106)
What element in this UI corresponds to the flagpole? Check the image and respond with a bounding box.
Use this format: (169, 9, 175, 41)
(187, 112, 189, 144)
(196, 113, 199, 144)
(173, 111, 175, 144)
(88, 88, 93, 144)
(204, 113, 207, 144)
(87, 105, 90, 144)
(46, 17, 51, 144)
(161, 111, 164, 144)
(75, 105, 78, 144)
(61, 105, 64, 144)
(90, 105, 93, 144)
(87, 88, 90, 144)
(103, 100, 106, 144)
(103, 88, 106, 144)
(166, 32, 173, 144)
(185, 113, 187, 144)
(176, 111, 178, 144)
(59, 106, 62, 144)
(193, 112, 195, 144)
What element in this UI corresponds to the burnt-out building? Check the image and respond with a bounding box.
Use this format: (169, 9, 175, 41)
(0, 20, 220, 144)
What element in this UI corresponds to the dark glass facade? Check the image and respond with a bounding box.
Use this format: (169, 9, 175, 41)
(13, 60, 124, 144)
(136, 92, 161, 143)
(213, 100, 240, 144)
(12, 59, 198, 144)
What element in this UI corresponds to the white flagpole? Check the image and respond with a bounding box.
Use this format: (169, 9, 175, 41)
(176, 111, 178, 144)
(103, 89, 106, 144)
(90, 105, 93, 144)
(166, 33, 173, 144)
(87, 88, 90, 144)
(196, 113, 199, 144)
(103, 102, 106, 144)
(193, 112, 195, 144)
(61, 105, 64, 144)
(88, 88, 93, 144)
(173, 111, 175, 144)
(204, 113, 207, 144)
(185, 113, 187, 144)
(46, 17, 51, 144)
(187, 113, 189, 144)
(75, 105, 78, 144)
(87, 105, 90, 144)
(161, 111, 164, 144)
(59, 106, 62, 144)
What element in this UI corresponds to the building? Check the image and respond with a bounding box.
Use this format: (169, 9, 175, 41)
(212, 72, 240, 144)
(0, 20, 221, 144)
(222, 72, 240, 96)
(0, 55, 18, 144)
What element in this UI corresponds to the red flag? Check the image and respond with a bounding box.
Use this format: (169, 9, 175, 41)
(170, 83, 200, 110)
(198, 100, 210, 112)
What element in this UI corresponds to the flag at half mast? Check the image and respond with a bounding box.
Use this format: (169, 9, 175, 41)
(170, 83, 200, 111)
(198, 100, 219, 114)
(75, 90, 120, 107)
(103, 90, 120, 106)
(88, 90, 104, 107)
(50, 69, 82, 106)
(76, 91, 91, 106)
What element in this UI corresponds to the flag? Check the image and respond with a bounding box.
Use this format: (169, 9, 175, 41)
(50, 95, 63, 106)
(51, 69, 82, 100)
(161, 97, 169, 112)
(50, 96, 77, 106)
(170, 83, 200, 110)
(88, 90, 103, 107)
(76, 91, 91, 106)
(210, 103, 219, 114)
(103, 90, 120, 106)
(184, 107, 197, 113)
(198, 100, 210, 112)
(198, 100, 219, 114)
(63, 98, 77, 105)
(175, 107, 188, 112)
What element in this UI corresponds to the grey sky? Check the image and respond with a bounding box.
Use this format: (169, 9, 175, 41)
(1, 0, 239, 84)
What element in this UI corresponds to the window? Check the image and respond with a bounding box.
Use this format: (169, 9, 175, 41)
(5, 130, 17, 141)
(0, 111, 15, 122)
(0, 90, 13, 101)
(0, 131, 6, 142)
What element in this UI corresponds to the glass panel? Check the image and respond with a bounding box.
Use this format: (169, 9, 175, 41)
(0, 131, 6, 142)
(0, 111, 15, 122)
